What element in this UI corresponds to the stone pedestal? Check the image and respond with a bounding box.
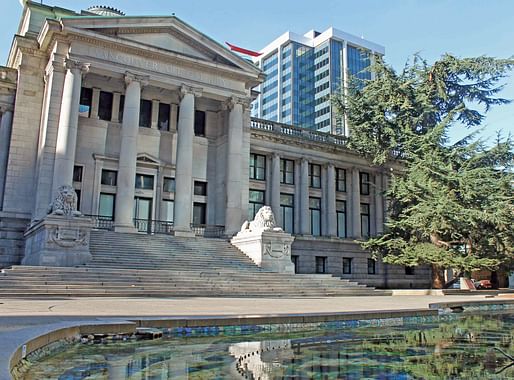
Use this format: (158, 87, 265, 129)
(231, 230, 295, 273)
(22, 215, 93, 267)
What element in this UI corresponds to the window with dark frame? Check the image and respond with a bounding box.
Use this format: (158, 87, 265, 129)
(309, 197, 321, 236)
(248, 190, 265, 220)
(135, 174, 154, 190)
(360, 172, 370, 195)
(99, 193, 115, 219)
(280, 159, 294, 184)
(73, 166, 83, 182)
(360, 203, 370, 238)
(101, 170, 117, 186)
(249, 154, 266, 180)
(139, 99, 152, 128)
(315, 256, 327, 274)
(193, 202, 206, 225)
(336, 168, 346, 192)
(74, 189, 81, 211)
(194, 110, 206, 136)
(309, 163, 321, 188)
(342, 257, 352, 274)
(79, 87, 92, 117)
(163, 177, 175, 192)
(158, 103, 170, 131)
(194, 181, 207, 196)
(98, 91, 113, 121)
(280, 193, 294, 233)
(336, 200, 347, 238)
(367, 258, 376, 274)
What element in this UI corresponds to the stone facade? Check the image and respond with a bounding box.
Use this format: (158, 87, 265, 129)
(0, 2, 430, 288)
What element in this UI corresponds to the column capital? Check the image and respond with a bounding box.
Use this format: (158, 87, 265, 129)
(64, 59, 90, 74)
(327, 162, 335, 170)
(272, 152, 281, 160)
(124, 71, 149, 87)
(300, 157, 309, 165)
(223, 96, 251, 110)
(180, 85, 202, 99)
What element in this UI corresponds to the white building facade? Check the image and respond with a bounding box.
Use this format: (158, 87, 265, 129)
(0, 2, 429, 288)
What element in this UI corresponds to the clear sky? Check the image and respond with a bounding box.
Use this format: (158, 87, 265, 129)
(2, 0, 513, 141)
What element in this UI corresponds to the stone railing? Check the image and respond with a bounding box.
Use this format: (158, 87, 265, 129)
(250, 117, 349, 147)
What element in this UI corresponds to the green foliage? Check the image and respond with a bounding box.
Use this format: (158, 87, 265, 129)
(335, 54, 514, 274)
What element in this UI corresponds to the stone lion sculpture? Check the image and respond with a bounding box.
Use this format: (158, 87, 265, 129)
(48, 185, 82, 217)
(240, 205, 283, 233)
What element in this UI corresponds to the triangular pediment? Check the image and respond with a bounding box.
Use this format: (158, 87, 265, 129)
(136, 153, 160, 165)
(59, 16, 262, 76)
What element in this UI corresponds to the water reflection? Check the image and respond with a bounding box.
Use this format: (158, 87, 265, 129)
(21, 312, 514, 379)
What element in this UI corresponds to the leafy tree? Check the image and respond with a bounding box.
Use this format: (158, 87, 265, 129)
(334, 54, 514, 287)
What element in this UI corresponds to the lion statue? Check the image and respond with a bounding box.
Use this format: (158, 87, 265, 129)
(240, 205, 283, 233)
(48, 185, 82, 217)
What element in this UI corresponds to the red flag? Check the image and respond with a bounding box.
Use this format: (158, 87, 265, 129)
(225, 42, 262, 57)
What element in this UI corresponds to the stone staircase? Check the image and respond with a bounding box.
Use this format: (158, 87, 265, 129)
(0, 230, 388, 297)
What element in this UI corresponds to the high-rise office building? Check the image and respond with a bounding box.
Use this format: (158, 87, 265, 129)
(251, 28, 384, 135)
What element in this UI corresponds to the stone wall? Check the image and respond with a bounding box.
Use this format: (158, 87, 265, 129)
(0, 213, 28, 268)
(291, 236, 431, 289)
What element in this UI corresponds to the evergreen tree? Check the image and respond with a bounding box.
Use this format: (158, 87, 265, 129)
(334, 54, 514, 287)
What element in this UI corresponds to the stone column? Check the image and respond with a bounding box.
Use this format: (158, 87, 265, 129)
(0, 106, 14, 209)
(299, 158, 310, 235)
(270, 152, 281, 226)
(225, 96, 247, 236)
(173, 86, 200, 235)
(170, 103, 178, 131)
(375, 172, 384, 234)
(114, 72, 148, 232)
(326, 163, 337, 237)
(90, 87, 101, 119)
(52, 60, 89, 196)
(151, 99, 159, 129)
(111, 92, 121, 122)
(351, 167, 361, 238)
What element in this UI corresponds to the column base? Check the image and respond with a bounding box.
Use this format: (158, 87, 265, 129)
(173, 229, 196, 238)
(114, 224, 138, 233)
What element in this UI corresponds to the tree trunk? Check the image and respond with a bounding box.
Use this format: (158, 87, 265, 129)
(431, 264, 445, 289)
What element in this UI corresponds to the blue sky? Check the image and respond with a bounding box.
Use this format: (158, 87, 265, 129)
(2, 0, 513, 141)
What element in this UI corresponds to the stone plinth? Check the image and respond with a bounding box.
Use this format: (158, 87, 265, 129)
(22, 215, 93, 267)
(231, 230, 295, 273)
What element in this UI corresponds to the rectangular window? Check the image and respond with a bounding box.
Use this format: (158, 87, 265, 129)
(280, 159, 294, 184)
(336, 168, 346, 192)
(309, 164, 321, 188)
(360, 172, 370, 195)
(405, 266, 415, 275)
(248, 190, 265, 220)
(163, 199, 174, 222)
(101, 170, 117, 186)
(193, 202, 206, 224)
(158, 103, 170, 131)
(135, 174, 154, 190)
(343, 257, 352, 274)
(280, 193, 294, 234)
(75, 189, 81, 211)
(73, 166, 83, 182)
(336, 200, 347, 238)
(249, 153, 266, 180)
(315, 256, 327, 274)
(163, 177, 175, 193)
(194, 110, 206, 136)
(291, 255, 299, 274)
(361, 203, 370, 238)
(309, 197, 321, 236)
(194, 181, 207, 196)
(367, 258, 376, 275)
(99, 193, 115, 218)
(139, 99, 152, 128)
(79, 87, 92, 117)
(98, 91, 113, 121)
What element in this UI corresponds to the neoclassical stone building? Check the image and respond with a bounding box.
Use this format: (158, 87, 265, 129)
(0, 2, 430, 288)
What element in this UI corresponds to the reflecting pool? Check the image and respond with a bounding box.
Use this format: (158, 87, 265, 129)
(20, 311, 514, 379)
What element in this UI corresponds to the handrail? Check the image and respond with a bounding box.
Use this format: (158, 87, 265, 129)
(190, 224, 225, 238)
(84, 214, 114, 231)
(134, 218, 174, 234)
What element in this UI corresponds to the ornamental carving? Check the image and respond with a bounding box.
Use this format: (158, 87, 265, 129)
(48, 226, 89, 248)
(48, 185, 82, 217)
(240, 206, 283, 233)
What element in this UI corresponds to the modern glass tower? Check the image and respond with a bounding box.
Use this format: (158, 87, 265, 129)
(251, 28, 385, 135)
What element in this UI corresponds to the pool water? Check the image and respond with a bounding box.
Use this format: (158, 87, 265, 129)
(20, 311, 514, 379)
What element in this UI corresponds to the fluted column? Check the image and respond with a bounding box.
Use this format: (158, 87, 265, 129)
(326, 164, 337, 236)
(270, 152, 281, 226)
(299, 158, 310, 235)
(0, 106, 13, 209)
(351, 167, 361, 238)
(225, 96, 247, 236)
(52, 59, 89, 196)
(114, 72, 148, 232)
(173, 86, 200, 235)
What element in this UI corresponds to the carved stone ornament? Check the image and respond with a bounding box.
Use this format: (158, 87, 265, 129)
(48, 185, 82, 217)
(240, 205, 283, 233)
(48, 227, 89, 248)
